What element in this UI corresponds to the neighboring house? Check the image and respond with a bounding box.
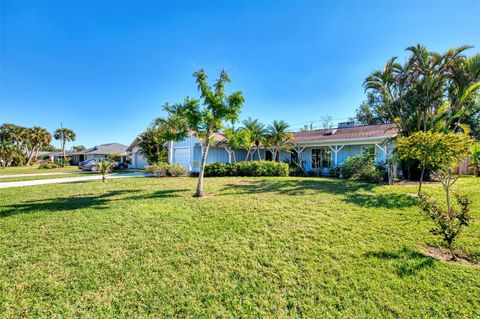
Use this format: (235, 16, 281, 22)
(50, 143, 129, 165)
(126, 137, 149, 169)
(128, 123, 398, 173)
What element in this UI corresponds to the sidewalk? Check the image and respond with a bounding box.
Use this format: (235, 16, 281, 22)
(0, 172, 145, 189)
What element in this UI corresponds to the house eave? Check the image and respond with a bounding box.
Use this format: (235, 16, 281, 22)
(293, 135, 396, 146)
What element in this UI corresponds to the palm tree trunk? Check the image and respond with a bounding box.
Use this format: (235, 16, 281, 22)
(62, 140, 66, 167)
(194, 137, 210, 197)
(26, 147, 36, 165)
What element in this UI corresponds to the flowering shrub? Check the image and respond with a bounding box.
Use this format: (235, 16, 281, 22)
(145, 162, 187, 177)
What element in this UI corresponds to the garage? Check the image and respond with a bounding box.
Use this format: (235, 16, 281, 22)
(173, 148, 190, 170)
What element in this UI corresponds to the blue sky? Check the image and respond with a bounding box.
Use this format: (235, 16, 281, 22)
(1, 1, 479, 148)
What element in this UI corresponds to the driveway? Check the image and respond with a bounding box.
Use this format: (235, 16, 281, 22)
(0, 172, 145, 189)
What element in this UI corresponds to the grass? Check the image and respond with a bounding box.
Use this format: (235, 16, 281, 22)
(0, 165, 79, 175)
(0, 176, 479, 318)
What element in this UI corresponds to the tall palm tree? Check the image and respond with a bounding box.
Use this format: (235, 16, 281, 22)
(266, 120, 293, 161)
(54, 128, 76, 166)
(26, 127, 52, 165)
(242, 117, 266, 160)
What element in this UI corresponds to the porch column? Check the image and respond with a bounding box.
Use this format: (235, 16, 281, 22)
(374, 143, 387, 162)
(167, 141, 173, 164)
(328, 145, 345, 167)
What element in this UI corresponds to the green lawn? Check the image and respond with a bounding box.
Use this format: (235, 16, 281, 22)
(0, 165, 79, 176)
(0, 177, 479, 318)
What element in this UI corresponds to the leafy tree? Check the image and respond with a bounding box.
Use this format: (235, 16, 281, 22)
(97, 159, 114, 182)
(71, 145, 86, 152)
(53, 128, 76, 166)
(242, 117, 266, 160)
(162, 69, 245, 197)
(355, 92, 392, 125)
(397, 131, 473, 194)
(222, 125, 249, 163)
(26, 127, 52, 165)
(265, 120, 293, 161)
(41, 144, 60, 152)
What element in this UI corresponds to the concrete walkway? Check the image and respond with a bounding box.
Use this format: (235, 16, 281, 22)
(0, 172, 145, 189)
(0, 172, 82, 178)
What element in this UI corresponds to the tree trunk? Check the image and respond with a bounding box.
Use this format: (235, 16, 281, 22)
(418, 166, 426, 195)
(102, 174, 106, 182)
(26, 147, 36, 165)
(194, 137, 210, 197)
(62, 140, 66, 167)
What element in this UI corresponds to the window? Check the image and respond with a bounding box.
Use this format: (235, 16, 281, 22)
(361, 146, 375, 156)
(311, 148, 331, 169)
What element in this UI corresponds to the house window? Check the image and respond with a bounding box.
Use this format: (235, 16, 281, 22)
(361, 146, 375, 156)
(311, 148, 331, 169)
(265, 150, 273, 161)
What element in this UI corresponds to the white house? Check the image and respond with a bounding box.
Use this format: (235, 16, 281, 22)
(128, 122, 398, 172)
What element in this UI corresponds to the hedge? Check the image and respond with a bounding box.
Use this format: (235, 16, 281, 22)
(205, 161, 289, 177)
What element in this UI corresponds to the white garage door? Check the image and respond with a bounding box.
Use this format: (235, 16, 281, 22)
(173, 148, 190, 169)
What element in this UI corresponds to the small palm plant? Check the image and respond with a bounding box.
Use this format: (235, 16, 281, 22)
(97, 159, 114, 182)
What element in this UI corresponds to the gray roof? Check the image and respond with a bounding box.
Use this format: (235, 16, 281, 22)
(70, 143, 128, 155)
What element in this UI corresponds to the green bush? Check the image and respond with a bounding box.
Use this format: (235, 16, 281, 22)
(204, 161, 289, 177)
(39, 161, 59, 169)
(145, 162, 187, 177)
(340, 155, 385, 183)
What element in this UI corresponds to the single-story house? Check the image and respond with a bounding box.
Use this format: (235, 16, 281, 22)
(128, 122, 398, 172)
(50, 143, 129, 165)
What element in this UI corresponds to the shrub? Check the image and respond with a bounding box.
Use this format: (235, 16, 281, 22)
(328, 166, 342, 178)
(204, 161, 289, 177)
(418, 194, 473, 260)
(146, 162, 187, 177)
(39, 161, 59, 169)
(340, 154, 385, 183)
(55, 158, 71, 167)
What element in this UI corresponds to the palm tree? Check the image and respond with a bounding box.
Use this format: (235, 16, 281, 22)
(242, 117, 266, 160)
(26, 127, 52, 165)
(97, 159, 114, 182)
(222, 125, 249, 163)
(54, 128, 76, 166)
(266, 120, 293, 161)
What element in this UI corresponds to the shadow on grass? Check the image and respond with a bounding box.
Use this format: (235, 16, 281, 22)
(220, 178, 417, 209)
(0, 187, 191, 218)
(0, 189, 141, 218)
(364, 246, 436, 277)
(125, 189, 189, 200)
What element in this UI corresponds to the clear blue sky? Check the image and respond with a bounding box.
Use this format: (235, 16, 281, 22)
(1, 1, 479, 148)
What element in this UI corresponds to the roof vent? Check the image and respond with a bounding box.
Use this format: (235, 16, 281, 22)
(338, 121, 355, 129)
(323, 129, 337, 136)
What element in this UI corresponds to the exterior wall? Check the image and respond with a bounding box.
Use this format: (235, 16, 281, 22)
(168, 135, 397, 174)
(131, 146, 148, 169)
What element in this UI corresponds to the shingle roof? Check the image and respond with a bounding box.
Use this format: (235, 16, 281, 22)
(292, 123, 398, 143)
(70, 143, 128, 155)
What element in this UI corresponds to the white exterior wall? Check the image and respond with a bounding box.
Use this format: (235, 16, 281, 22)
(131, 146, 148, 169)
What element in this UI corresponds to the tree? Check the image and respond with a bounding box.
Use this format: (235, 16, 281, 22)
(418, 194, 472, 261)
(222, 125, 249, 163)
(26, 127, 52, 165)
(469, 143, 480, 176)
(97, 159, 114, 182)
(397, 131, 473, 195)
(0, 143, 23, 167)
(162, 69, 245, 197)
(265, 120, 293, 161)
(242, 117, 266, 160)
(320, 116, 333, 129)
(138, 127, 168, 164)
(71, 145, 86, 152)
(363, 45, 480, 137)
(53, 128, 76, 166)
